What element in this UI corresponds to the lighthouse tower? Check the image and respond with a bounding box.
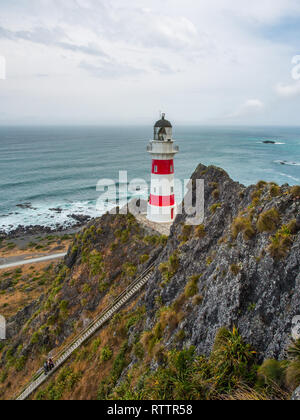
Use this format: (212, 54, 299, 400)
(147, 114, 179, 223)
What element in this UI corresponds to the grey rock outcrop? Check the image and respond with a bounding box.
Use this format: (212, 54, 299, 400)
(291, 386, 300, 400)
(141, 164, 300, 361)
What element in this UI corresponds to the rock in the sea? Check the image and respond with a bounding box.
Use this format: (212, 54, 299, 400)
(49, 208, 63, 213)
(16, 202, 33, 209)
(67, 214, 91, 224)
(291, 386, 300, 400)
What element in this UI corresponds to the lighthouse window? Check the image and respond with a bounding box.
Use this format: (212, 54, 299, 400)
(154, 166, 158, 173)
(170, 165, 173, 172)
(171, 187, 174, 193)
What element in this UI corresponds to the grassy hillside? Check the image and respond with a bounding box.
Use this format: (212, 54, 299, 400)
(1, 165, 299, 400)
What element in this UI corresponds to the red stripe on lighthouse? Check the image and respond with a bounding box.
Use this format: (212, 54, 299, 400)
(149, 194, 175, 207)
(152, 160, 174, 175)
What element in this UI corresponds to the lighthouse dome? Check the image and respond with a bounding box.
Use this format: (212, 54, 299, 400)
(154, 113, 172, 128)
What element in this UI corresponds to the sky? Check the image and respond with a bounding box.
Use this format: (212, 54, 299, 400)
(0, 0, 300, 125)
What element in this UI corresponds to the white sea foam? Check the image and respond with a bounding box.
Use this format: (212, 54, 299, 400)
(279, 173, 300, 182)
(0, 191, 149, 234)
(0, 200, 105, 233)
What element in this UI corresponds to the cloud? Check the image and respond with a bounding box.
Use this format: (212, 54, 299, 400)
(0, 25, 107, 57)
(276, 82, 300, 97)
(1, 0, 300, 124)
(228, 99, 264, 118)
(149, 59, 178, 75)
(79, 59, 145, 79)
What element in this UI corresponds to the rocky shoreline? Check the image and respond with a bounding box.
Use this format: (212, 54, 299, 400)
(0, 214, 93, 240)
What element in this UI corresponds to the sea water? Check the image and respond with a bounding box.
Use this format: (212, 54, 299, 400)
(0, 125, 299, 233)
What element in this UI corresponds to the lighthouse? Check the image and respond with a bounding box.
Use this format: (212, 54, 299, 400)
(147, 114, 179, 223)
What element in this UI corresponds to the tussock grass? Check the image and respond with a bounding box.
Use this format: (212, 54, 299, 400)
(195, 224, 206, 238)
(232, 216, 255, 240)
(184, 275, 201, 298)
(268, 224, 294, 259)
(257, 208, 280, 233)
(291, 185, 300, 198)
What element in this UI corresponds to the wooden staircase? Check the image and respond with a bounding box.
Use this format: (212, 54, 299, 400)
(15, 264, 154, 400)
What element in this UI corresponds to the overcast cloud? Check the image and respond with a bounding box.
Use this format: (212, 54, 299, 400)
(0, 0, 300, 125)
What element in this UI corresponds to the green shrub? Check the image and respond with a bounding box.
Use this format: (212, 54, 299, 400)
(212, 189, 220, 199)
(285, 360, 300, 391)
(288, 339, 300, 360)
(59, 300, 69, 314)
(257, 209, 280, 233)
(111, 341, 129, 383)
(134, 342, 145, 360)
(179, 225, 193, 243)
(144, 235, 168, 247)
(285, 339, 300, 391)
(206, 256, 213, 266)
(99, 280, 109, 293)
(89, 251, 103, 276)
(123, 263, 137, 278)
(257, 359, 285, 387)
(36, 367, 81, 400)
(175, 330, 186, 343)
(91, 338, 102, 353)
(287, 219, 297, 234)
(195, 224, 206, 239)
(193, 295, 204, 305)
(209, 182, 218, 189)
(140, 254, 150, 264)
(269, 184, 281, 197)
(0, 370, 8, 383)
(210, 327, 257, 391)
(140, 331, 156, 354)
(210, 203, 222, 214)
(291, 186, 300, 198)
(232, 216, 255, 240)
(82, 283, 91, 294)
(30, 332, 40, 345)
(251, 189, 263, 202)
(184, 275, 200, 298)
(159, 307, 181, 333)
(15, 356, 27, 372)
(230, 264, 240, 276)
(268, 225, 293, 259)
(101, 346, 113, 363)
(257, 181, 267, 189)
(159, 252, 180, 285)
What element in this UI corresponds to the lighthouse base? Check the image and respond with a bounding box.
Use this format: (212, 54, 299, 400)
(147, 204, 176, 224)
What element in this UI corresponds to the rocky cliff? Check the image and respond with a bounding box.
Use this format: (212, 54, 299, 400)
(142, 164, 300, 361)
(0, 163, 299, 400)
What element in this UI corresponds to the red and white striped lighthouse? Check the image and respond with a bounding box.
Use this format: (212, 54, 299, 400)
(147, 114, 179, 223)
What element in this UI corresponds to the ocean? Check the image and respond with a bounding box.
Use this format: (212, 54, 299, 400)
(0, 125, 299, 233)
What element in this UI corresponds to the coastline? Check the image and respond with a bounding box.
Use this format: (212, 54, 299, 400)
(0, 215, 93, 241)
(0, 218, 94, 264)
